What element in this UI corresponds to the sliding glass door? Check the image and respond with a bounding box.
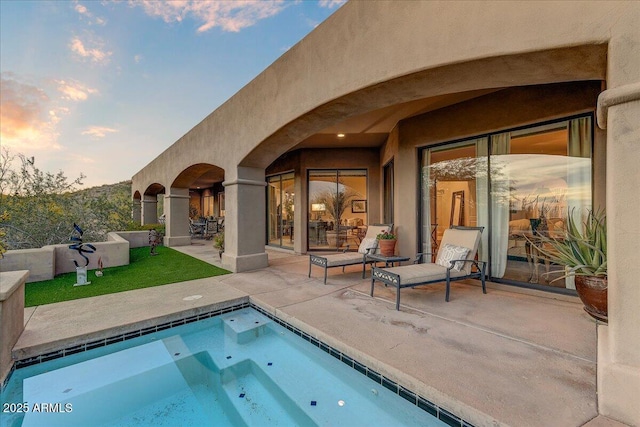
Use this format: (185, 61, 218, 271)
(308, 170, 367, 251)
(491, 118, 592, 287)
(267, 172, 295, 249)
(420, 116, 593, 291)
(421, 141, 486, 261)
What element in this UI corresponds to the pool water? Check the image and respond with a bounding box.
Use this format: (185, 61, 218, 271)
(1, 308, 447, 426)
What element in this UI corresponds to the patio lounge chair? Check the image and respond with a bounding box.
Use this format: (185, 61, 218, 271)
(371, 226, 486, 310)
(309, 223, 393, 284)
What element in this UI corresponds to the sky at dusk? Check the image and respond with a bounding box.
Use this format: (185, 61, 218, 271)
(1, 0, 344, 188)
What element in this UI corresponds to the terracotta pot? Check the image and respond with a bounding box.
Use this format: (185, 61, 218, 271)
(575, 275, 608, 322)
(378, 239, 396, 257)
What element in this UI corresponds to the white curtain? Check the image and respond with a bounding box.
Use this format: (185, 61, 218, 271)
(421, 150, 433, 261)
(567, 117, 592, 224)
(477, 133, 511, 278)
(475, 138, 490, 266)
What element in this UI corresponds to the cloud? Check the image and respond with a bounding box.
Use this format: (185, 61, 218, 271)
(82, 126, 118, 138)
(69, 36, 112, 64)
(134, 54, 142, 64)
(133, 0, 287, 33)
(318, 0, 347, 8)
(55, 79, 99, 101)
(0, 73, 62, 151)
(74, 1, 107, 26)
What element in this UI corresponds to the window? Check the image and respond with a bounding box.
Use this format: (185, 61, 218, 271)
(308, 170, 367, 251)
(420, 116, 593, 291)
(267, 173, 295, 249)
(383, 161, 394, 224)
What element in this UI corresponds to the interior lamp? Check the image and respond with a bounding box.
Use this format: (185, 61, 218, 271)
(311, 203, 326, 220)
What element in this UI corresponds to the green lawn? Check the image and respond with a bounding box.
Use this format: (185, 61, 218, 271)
(25, 246, 230, 307)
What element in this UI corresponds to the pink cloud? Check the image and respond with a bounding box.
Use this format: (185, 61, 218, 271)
(74, 1, 107, 25)
(0, 74, 62, 151)
(69, 36, 112, 64)
(81, 126, 118, 138)
(55, 79, 99, 101)
(134, 0, 287, 33)
(318, 0, 347, 8)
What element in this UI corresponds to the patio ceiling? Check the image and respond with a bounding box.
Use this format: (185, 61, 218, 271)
(294, 88, 501, 149)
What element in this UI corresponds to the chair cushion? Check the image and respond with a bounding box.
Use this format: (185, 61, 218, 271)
(380, 263, 468, 286)
(435, 244, 470, 272)
(323, 252, 365, 267)
(358, 237, 378, 254)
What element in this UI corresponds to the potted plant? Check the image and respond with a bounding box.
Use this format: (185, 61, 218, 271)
(532, 209, 607, 322)
(213, 232, 224, 259)
(376, 230, 397, 257)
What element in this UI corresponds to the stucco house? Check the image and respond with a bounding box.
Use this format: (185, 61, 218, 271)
(132, 2, 640, 425)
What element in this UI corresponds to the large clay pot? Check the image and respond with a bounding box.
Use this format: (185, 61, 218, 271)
(575, 275, 607, 322)
(378, 239, 396, 257)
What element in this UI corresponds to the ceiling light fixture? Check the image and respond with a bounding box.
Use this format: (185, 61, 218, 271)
(337, 133, 345, 138)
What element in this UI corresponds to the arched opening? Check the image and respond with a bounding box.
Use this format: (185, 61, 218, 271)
(170, 163, 225, 241)
(142, 183, 165, 225)
(132, 191, 142, 225)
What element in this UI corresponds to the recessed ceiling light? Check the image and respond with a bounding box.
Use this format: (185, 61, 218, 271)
(337, 133, 345, 138)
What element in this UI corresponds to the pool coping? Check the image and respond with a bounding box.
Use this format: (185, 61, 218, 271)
(3, 302, 474, 427)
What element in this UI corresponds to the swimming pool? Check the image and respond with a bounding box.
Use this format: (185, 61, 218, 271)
(1, 307, 451, 426)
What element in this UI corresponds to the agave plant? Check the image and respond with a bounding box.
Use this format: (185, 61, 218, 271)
(533, 208, 606, 279)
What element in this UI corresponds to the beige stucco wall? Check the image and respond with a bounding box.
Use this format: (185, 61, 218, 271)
(130, 2, 639, 423)
(0, 231, 148, 283)
(0, 270, 28, 384)
(0, 247, 55, 282)
(132, 1, 629, 193)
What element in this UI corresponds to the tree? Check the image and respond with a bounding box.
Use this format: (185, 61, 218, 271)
(0, 148, 133, 250)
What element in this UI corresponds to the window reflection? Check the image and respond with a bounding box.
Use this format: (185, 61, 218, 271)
(421, 116, 593, 290)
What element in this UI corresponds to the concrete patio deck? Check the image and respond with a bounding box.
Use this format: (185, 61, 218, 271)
(12, 243, 625, 427)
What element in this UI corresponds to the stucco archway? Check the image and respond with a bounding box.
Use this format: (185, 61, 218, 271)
(163, 163, 225, 247)
(140, 183, 165, 225)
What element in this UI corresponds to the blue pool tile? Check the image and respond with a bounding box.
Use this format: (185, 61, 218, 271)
(124, 330, 141, 340)
(366, 369, 382, 384)
(64, 345, 85, 356)
(268, 362, 273, 366)
(353, 361, 366, 375)
(341, 355, 354, 368)
(417, 397, 438, 417)
(86, 340, 106, 350)
(310, 401, 317, 406)
(239, 393, 245, 398)
(106, 336, 124, 345)
(382, 377, 398, 394)
(439, 408, 462, 427)
(399, 386, 417, 405)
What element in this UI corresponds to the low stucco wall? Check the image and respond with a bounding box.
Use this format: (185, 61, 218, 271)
(0, 248, 54, 282)
(109, 231, 149, 248)
(0, 270, 28, 384)
(0, 231, 150, 283)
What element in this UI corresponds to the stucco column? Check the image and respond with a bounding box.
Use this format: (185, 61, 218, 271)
(164, 188, 191, 247)
(132, 198, 141, 225)
(141, 195, 158, 225)
(596, 81, 640, 426)
(222, 167, 268, 272)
